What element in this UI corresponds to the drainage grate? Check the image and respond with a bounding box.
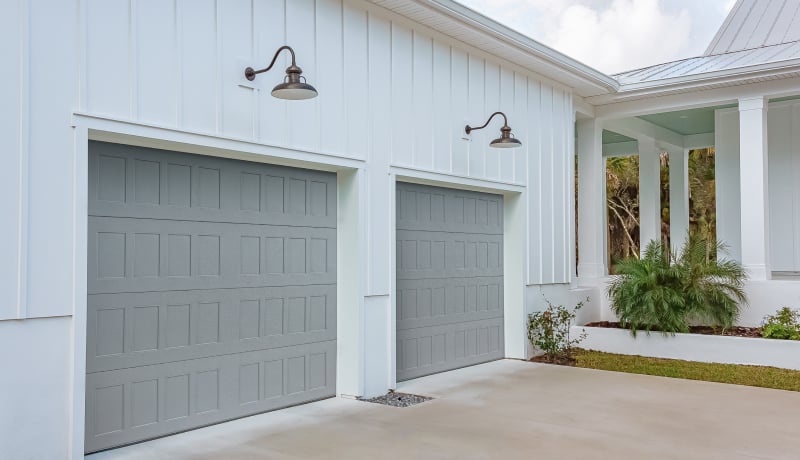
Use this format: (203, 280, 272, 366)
(360, 390, 432, 407)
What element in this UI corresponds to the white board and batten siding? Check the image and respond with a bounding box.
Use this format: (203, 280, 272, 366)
(0, 0, 578, 457)
(0, 0, 577, 324)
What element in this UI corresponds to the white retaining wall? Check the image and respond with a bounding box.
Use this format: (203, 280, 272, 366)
(576, 326, 800, 370)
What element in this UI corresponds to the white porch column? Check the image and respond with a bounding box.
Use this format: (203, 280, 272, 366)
(738, 96, 771, 280)
(669, 148, 690, 249)
(638, 136, 662, 252)
(577, 117, 607, 280)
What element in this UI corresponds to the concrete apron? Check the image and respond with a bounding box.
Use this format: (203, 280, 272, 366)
(88, 360, 800, 460)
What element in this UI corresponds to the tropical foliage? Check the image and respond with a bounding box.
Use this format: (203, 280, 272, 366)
(607, 236, 747, 336)
(602, 148, 717, 271)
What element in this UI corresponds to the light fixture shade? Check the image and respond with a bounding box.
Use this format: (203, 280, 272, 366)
(271, 81, 318, 100)
(490, 136, 522, 148)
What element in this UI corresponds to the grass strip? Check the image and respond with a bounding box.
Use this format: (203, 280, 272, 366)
(574, 349, 800, 392)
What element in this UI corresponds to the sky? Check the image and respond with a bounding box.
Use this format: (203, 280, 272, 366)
(457, 0, 737, 74)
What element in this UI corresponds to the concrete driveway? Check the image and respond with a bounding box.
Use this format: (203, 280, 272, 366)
(89, 360, 800, 460)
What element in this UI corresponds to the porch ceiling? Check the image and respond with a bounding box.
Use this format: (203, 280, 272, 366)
(602, 130, 634, 144)
(637, 106, 728, 136)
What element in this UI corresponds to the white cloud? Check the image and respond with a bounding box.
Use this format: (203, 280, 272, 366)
(458, 0, 731, 74)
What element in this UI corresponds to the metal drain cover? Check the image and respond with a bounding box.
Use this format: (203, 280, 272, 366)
(360, 391, 433, 407)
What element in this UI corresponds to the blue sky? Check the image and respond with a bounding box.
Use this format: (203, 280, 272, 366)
(457, 0, 736, 74)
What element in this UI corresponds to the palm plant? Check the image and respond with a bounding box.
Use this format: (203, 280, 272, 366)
(607, 236, 747, 336)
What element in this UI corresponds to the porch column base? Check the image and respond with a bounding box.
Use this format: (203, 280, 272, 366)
(577, 262, 607, 280)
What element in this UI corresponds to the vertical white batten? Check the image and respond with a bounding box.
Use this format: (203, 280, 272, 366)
(128, 0, 138, 119)
(17, 0, 30, 318)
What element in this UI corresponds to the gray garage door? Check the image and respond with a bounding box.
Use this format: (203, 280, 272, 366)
(85, 142, 336, 453)
(396, 183, 504, 381)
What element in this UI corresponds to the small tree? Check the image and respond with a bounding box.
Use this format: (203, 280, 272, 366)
(527, 297, 588, 362)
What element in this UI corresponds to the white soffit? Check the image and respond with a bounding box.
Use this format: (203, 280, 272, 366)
(366, 0, 619, 97)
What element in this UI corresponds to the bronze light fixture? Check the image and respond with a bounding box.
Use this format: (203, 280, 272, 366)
(245, 45, 318, 100)
(465, 111, 522, 148)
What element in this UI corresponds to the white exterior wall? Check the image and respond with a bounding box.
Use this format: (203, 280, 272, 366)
(717, 100, 800, 272)
(0, 0, 579, 457)
(767, 101, 800, 272)
(0, 317, 73, 459)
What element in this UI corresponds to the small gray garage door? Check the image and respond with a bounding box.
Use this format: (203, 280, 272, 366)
(85, 142, 336, 452)
(396, 183, 503, 381)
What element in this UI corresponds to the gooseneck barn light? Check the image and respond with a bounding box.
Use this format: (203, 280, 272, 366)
(245, 45, 318, 100)
(465, 111, 522, 148)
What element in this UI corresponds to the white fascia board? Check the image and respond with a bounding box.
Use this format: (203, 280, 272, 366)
(594, 75, 800, 119)
(399, 0, 619, 94)
(603, 118, 684, 149)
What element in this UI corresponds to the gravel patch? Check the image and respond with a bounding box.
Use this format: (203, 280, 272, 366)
(361, 391, 432, 407)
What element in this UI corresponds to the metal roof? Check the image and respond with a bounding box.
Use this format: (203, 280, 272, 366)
(706, 0, 800, 55)
(613, 40, 800, 85)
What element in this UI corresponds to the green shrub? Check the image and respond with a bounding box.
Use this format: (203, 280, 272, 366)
(527, 297, 588, 361)
(607, 236, 747, 336)
(761, 307, 800, 340)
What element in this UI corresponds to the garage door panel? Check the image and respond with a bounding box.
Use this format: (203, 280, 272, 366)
(87, 285, 336, 373)
(396, 318, 504, 381)
(88, 142, 336, 229)
(396, 183, 503, 381)
(396, 183, 503, 235)
(396, 276, 503, 326)
(88, 217, 336, 294)
(85, 340, 336, 453)
(396, 230, 503, 279)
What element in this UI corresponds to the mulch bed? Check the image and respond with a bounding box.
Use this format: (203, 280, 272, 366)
(529, 351, 578, 366)
(584, 321, 763, 338)
(360, 390, 432, 407)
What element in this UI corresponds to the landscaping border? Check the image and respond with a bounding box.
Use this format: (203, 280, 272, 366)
(573, 326, 800, 371)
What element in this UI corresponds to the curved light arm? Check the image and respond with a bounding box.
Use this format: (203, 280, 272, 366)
(465, 111, 509, 134)
(245, 45, 299, 81)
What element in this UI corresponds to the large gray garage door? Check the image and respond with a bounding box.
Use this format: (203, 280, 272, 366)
(85, 142, 336, 452)
(396, 183, 504, 381)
